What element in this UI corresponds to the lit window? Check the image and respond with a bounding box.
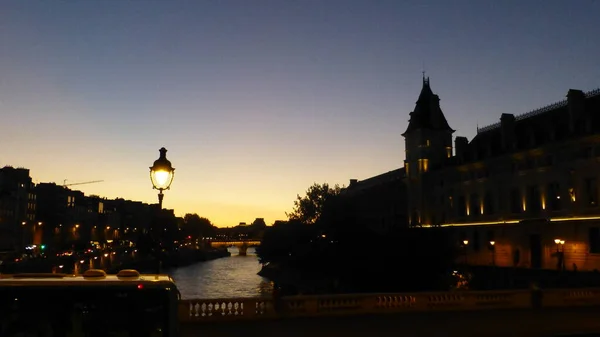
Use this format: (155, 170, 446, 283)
(418, 159, 429, 172)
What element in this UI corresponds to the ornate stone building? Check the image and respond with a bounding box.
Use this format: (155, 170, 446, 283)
(345, 77, 600, 270)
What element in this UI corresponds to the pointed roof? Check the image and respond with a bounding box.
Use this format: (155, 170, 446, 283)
(402, 77, 454, 136)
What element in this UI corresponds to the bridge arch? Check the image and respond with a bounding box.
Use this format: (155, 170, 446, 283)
(210, 240, 261, 256)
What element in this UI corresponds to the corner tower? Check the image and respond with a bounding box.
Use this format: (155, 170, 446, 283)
(402, 76, 454, 226)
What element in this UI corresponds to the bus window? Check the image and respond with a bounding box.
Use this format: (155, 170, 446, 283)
(0, 285, 178, 337)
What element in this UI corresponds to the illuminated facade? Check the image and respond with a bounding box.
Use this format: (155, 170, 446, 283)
(432, 87, 600, 270)
(346, 77, 600, 270)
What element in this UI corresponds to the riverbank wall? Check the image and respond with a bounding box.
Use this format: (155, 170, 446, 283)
(259, 263, 600, 295)
(0, 247, 231, 274)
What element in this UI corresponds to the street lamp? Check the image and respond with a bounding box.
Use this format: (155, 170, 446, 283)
(150, 147, 175, 209)
(489, 241, 496, 266)
(149, 147, 175, 276)
(462, 239, 469, 265)
(554, 238, 566, 271)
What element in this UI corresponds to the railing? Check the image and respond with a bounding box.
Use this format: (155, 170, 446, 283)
(477, 87, 600, 134)
(178, 288, 600, 322)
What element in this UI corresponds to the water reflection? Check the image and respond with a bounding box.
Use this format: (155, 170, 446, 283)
(169, 247, 273, 299)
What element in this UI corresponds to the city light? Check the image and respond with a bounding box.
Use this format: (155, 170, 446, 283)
(149, 147, 175, 209)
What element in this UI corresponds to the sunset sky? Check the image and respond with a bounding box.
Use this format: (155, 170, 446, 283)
(1, 1, 599, 227)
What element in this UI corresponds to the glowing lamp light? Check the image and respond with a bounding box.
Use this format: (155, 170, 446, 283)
(463, 240, 469, 245)
(150, 147, 175, 191)
(152, 171, 172, 190)
(489, 241, 495, 246)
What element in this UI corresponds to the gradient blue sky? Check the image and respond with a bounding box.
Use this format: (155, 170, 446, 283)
(1, 0, 599, 227)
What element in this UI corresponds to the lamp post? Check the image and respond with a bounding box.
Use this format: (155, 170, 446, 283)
(149, 147, 175, 275)
(489, 240, 496, 266)
(462, 239, 469, 265)
(554, 238, 565, 271)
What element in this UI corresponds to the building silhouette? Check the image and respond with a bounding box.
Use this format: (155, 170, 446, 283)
(0, 167, 36, 250)
(345, 77, 600, 270)
(0, 173, 172, 252)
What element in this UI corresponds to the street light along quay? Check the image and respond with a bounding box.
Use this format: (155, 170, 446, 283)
(554, 238, 566, 271)
(150, 147, 175, 209)
(462, 239, 469, 265)
(489, 240, 496, 266)
(149, 147, 175, 275)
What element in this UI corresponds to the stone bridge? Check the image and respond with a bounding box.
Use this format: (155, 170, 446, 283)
(178, 288, 600, 337)
(209, 240, 261, 256)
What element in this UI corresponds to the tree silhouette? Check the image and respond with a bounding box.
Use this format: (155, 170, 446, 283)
(286, 183, 342, 224)
(258, 181, 459, 293)
(182, 213, 216, 239)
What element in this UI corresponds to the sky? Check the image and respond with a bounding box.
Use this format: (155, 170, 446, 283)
(1, 0, 599, 227)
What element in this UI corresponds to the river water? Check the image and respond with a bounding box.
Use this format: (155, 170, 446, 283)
(169, 247, 274, 299)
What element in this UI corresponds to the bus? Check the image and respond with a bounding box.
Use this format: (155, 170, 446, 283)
(0, 269, 180, 337)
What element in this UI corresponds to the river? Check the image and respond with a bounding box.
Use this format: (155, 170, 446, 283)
(169, 247, 274, 299)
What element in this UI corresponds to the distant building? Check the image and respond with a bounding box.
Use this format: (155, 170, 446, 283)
(345, 76, 600, 270)
(0, 166, 35, 250)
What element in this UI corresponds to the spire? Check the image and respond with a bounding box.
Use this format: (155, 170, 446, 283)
(402, 76, 454, 136)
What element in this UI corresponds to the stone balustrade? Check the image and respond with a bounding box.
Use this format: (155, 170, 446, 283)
(178, 288, 600, 322)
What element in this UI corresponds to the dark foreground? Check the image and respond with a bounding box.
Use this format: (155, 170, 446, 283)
(181, 307, 600, 337)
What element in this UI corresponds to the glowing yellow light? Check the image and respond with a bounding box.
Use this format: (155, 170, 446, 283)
(152, 170, 172, 189)
(551, 216, 600, 222)
(541, 194, 546, 210)
(441, 220, 520, 227)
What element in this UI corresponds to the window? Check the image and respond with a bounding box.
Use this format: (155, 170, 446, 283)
(541, 155, 554, 167)
(584, 177, 598, 207)
(418, 159, 429, 173)
(527, 185, 541, 212)
(484, 192, 494, 215)
(547, 182, 561, 211)
(589, 227, 600, 254)
(472, 231, 480, 252)
(457, 196, 466, 217)
(510, 188, 521, 213)
(470, 194, 479, 217)
(581, 146, 593, 159)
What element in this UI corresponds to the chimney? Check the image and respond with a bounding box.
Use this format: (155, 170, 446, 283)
(454, 136, 468, 159)
(567, 89, 586, 133)
(500, 113, 516, 151)
(349, 179, 358, 186)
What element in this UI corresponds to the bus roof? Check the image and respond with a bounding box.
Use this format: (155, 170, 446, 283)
(0, 272, 175, 286)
